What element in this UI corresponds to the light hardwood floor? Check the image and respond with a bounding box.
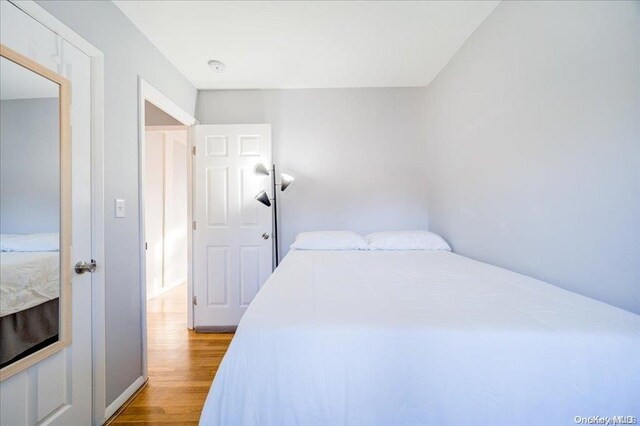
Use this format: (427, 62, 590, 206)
(110, 284, 233, 425)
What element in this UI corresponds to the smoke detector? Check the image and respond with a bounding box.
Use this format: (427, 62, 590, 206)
(208, 60, 225, 73)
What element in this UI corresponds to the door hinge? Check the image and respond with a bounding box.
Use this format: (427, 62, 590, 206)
(192, 220, 197, 230)
(192, 146, 196, 156)
(145, 242, 148, 250)
(192, 296, 198, 305)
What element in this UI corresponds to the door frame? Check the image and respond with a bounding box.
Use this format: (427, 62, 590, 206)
(8, 1, 107, 424)
(137, 78, 197, 383)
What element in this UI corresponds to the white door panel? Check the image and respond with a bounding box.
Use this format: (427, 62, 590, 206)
(194, 125, 273, 327)
(0, 2, 92, 425)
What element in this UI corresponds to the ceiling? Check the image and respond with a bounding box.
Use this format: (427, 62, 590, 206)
(1, 57, 59, 100)
(114, 1, 499, 90)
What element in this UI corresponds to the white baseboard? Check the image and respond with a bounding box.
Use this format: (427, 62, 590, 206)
(105, 375, 146, 420)
(146, 278, 185, 301)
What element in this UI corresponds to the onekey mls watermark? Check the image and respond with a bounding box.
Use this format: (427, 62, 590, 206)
(574, 416, 637, 425)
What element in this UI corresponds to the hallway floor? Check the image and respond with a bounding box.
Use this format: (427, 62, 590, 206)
(110, 284, 234, 425)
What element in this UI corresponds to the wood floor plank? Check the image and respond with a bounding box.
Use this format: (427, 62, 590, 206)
(110, 284, 233, 425)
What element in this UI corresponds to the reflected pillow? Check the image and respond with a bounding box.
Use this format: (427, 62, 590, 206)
(0, 233, 59, 252)
(290, 231, 368, 250)
(365, 231, 451, 251)
(0, 234, 18, 252)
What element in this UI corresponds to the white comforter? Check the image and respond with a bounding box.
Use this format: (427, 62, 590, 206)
(201, 250, 640, 426)
(0, 251, 60, 317)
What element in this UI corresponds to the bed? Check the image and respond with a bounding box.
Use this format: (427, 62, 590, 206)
(200, 249, 639, 425)
(0, 237, 60, 367)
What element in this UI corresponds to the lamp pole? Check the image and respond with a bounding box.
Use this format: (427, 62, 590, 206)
(254, 161, 293, 270)
(271, 164, 279, 268)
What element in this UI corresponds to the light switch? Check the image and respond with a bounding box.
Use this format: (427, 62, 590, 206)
(115, 199, 125, 218)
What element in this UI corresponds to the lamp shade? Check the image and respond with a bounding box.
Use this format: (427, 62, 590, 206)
(255, 190, 271, 207)
(280, 173, 295, 191)
(253, 163, 270, 176)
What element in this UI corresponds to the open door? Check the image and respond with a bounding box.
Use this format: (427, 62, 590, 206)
(0, 2, 93, 424)
(193, 124, 273, 329)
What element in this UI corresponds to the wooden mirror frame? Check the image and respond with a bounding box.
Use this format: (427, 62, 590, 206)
(0, 44, 72, 381)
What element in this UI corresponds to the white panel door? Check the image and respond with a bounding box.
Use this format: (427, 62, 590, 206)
(193, 125, 273, 327)
(0, 2, 92, 425)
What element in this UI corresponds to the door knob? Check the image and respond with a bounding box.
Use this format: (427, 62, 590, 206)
(262, 233, 270, 240)
(75, 260, 97, 274)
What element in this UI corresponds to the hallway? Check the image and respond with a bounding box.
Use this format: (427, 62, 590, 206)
(110, 284, 233, 424)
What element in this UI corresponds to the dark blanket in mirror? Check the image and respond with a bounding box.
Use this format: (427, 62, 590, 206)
(0, 298, 59, 367)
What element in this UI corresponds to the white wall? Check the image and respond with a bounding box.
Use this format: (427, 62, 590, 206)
(36, 0, 197, 406)
(424, 1, 640, 313)
(196, 88, 429, 258)
(144, 131, 165, 298)
(163, 134, 188, 287)
(0, 98, 59, 233)
(145, 129, 188, 299)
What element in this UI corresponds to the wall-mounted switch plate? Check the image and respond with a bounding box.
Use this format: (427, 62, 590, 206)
(115, 199, 125, 218)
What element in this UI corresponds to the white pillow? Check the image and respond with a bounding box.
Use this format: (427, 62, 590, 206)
(365, 231, 451, 251)
(0, 233, 60, 252)
(290, 231, 368, 250)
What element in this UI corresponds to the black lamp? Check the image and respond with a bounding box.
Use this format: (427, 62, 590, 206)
(253, 163, 295, 268)
(254, 190, 271, 207)
(280, 173, 295, 192)
(253, 163, 270, 177)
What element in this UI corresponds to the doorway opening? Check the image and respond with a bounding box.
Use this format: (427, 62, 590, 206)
(137, 78, 196, 389)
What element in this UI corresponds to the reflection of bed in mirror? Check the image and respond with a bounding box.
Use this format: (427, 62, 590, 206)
(0, 44, 70, 381)
(0, 233, 60, 367)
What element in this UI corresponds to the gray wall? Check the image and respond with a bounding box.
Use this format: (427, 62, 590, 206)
(145, 100, 182, 126)
(0, 98, 59, 233)
(196, 88, 429, 257)
(424, 1, 640, 313)
(36, 1, 197, 406)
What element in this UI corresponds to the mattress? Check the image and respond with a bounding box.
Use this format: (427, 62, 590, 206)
(0, 298, 59, 366)
(0, 251, 60, 317)
(200, 250, 640, 426)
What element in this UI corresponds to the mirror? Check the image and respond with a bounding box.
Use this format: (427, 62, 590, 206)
(0, 45, 71, 379)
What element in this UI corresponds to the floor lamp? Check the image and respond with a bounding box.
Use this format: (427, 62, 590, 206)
(253, 163, 295, 269)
